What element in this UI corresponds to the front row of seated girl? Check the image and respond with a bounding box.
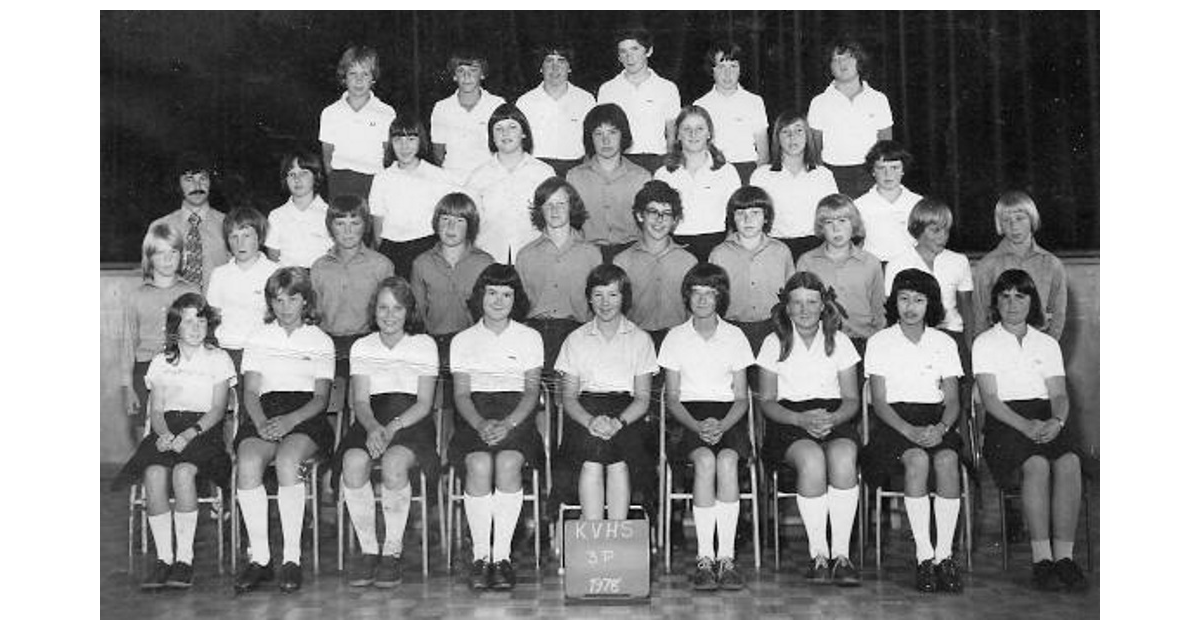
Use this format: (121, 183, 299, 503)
(119, 261, 1086, 595)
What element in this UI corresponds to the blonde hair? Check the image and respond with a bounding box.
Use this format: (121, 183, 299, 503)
(993, 190, 1041, 235)
(141, 223, 184, 281)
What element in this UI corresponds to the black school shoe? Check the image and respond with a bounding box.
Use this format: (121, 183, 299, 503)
(141, 559, 173, 591)
(1054, 558, 1089, 592)
(374, 555, 403, 588)
(934, 557, 963, 593)
(491, 559, 516, 590)
(716, 557, 745, 590)
(1032, 559, 1060, 591)
(468, 559, 492, 591)
(692, 557, 719, 591)
(915, 559, 937, 593)
(806, 555, 832, 584)
(278, 561, 303, 593)
(164, 561, 194, 589)
(348, 554, 378, 587)
(831, 556, 861, 587)
(233, 561, 274, 594)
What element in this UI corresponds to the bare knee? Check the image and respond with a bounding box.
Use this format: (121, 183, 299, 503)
(464, 452, 493, 485)
(341, 449, 372, 488)
(933, 449, 959, 474)
(381, 447, 415, 487)
(1022, 456, 1050, 484)
(494, 450, 525, 483)
(1053, 452, 1081, 479)
(172, 463, 198, 486)
(691, 448, 716, 478)
(902, 449, 930, 476)
(826, 439, 858, 484)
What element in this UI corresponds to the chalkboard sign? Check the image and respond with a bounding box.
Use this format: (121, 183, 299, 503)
(563, 519, 650, 601)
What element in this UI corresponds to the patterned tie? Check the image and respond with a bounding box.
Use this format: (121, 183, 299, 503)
(183, 212, 204, 286)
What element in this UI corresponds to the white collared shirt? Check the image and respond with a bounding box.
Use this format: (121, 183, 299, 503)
(242, 322, 335, 394)
(972, 323, 1064, 401)
(319, 92, 396, 174)
(206, 255, 280, 350)
(368, 160, 460, 242)
(750, 164, 839, 239)
(430, 89, 506, 181)
(864, 324, 962, 404)
(146, 346, 237, 412)
(597, 69, 681, 155)
(465, 153, 556, 261)
(515, 82, 596, 160)
(450, 320, 544, 392)
(757, 325, 860, 401)
(555, 317, 658, 393)
(653, 154, 742, 235)
(693, 86, 768, 163)
(266, 195, 333, 268)
(807, 81, 893, 166)
(884, 246, 974, 332)
(657, 317, 755, 401)
(855, 185, 922, 262)
(350, 332, 440, 395)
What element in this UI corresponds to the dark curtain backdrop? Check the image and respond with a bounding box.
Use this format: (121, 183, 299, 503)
(100, 10, 1099, 263)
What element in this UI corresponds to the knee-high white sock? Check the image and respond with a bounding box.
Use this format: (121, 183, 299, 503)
(277, 483, 306, 564)
(463, 492, 494, 561)
(343, 481, 379, 555)
(490, 489, 524, 562)
(1052, 539, 1074, 561)
(827, 485, 859, 559)
(693, 504, 717, 560)
(714, 500, 739, 560)
(796, 494, 830, 559)
(173, 510, 198, 564)
(237, 485, 271, 565)
(933, 495, 961, 562)
(148, 512, 174, 563)
(381, 483, 413, 557)
(904, 495, 934, 562)
(1031, 539, 1053, 562)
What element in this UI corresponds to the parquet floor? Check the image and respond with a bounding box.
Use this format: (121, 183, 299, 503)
(100, 465, 1098, 619)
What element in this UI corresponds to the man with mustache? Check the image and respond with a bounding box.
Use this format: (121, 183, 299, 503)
(145, 152, 230, 291)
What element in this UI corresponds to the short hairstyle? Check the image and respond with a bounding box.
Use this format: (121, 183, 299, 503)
(431, 192, 481, 244)
(337, 45, 380, 83)
(383, 112, 432, 166)
(614, 27, 654, 51)
(829, 39, 871, 79)
(467, 263, 531, 322)
(581, 103, 633, 158)
(768, 110, 821, 172)
(662, 105, 727, 172)
(529, 177, 589, 231)
(705, 41, 745, 71)
(863, 139, 913, 172)
(447, 51, 488, 78)
(770, 271, 847, 360)
(724, 185, 775, 234)
(989, 268, 1046, 328)
(884, 268, 945, 327)
(325, 194, 375, 246)
(536, 44, 575, 69)
(632, 180, 683, 226)
(369, 276, 424, 335)
(164, 292, 221, 364)
(813, 193, 866, 243)
(222, 205, 268, 252)
(279, 149, 325, 195)
(487, 103, 535, 154)
(585, 263, 634, 316)
(681, 262, 731, 318)
(141, 223, 184, 281)
(993, 190, 1042, 234)
(174, 151, 214, 178)
(907, 197, 953, 239)
(263, 266, 321, 326)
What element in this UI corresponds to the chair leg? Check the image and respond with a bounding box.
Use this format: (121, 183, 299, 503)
(443, 470, 454, 572)
(874, 490, 883, 571)
(999, 492, 1009, 571)
(216, 487, 226, 575)
(1083, 478, 1093, 572)
(533, 469, 542, 570)
(750, 465, 761, 570)
(770, 473, 780, 571)
(336, 491, 346, 572)
(420, 473, 429, 578)
(664, 466, 673, 574)
(310, 466, 320, 575)
(961, 468, 973, 572)
(230, 484, 240, 575)
(857, 479, 867, 567)
(128, 487, 137, 575)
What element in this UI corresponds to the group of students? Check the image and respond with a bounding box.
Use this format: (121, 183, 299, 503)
(113, 28, 1087, 599)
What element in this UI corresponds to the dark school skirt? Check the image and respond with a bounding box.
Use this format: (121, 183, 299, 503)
(761, 398, 859, 467)
(447, 391, 545, 473)
(551, 393, 656, 511)
(233, 391, 336, 458)
(330, 393, 441, 485)
(666, 400, 752, 464)
(862, 402, 962, 487)
(982, 399, 1080, 492)
(114, 411, 231, 490)
(380, 234, 438, 282)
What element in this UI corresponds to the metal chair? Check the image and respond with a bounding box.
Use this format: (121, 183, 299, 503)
(127, 387, 236, 574)
(229, 377, 346, 574)
(658, 391, 761, 573)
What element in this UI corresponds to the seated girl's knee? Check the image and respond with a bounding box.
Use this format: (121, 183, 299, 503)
(495, 451, 525, 477)
(934, 449, 959, 469)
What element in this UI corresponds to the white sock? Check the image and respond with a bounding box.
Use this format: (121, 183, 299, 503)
(237, 485, 271, 565)
(693, 504, 717, 560)
(463, 492, 494, 561)
(173, 510, 198, 564)
(491, 489, 524, 562)
(796, 494, 830, 559)
(1031, 539, 1053, 563)
(933, 495, 960, 562)
(714, 501, 739, 559)
(827, 485, 859, 559)
(343, 481, 379, 555)
(1052, 539, 1074, 560)
(277, 483, 306, 564)
(381, 483, 413, 557)
(148, 512, 174, 563)
(904, 495, 934, 562)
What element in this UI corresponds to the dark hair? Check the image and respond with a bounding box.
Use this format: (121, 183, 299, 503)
(174, 151, 214, 178)
(369, 276, 424, 335)
(529, 177, 588, 231)
(164, 292, 221, 365)
(681, 262, 731, 318)
(771, 271, 847, 360)
(662, 105, 727, 172)
(383, 112, 432, 166)
(325, 195, 375, 246)
(582, 103, 633, 158)
(487, 103, 535, 154)
(431, 192, 481, 244)
(989, 268, 1046, 328)
(724, 185, 775, 234)
(447, 51, 489, 78)
(279, 149, 325, 195)
(585, 264, 633, 316)
(884, 268, 945, 327)
(632, 180, 683, 226)
(863, 139, 913, 173)
(222, 206, 268, 253)
(614, 27, 654, 51)
(337, 45, 380, 83)
(768, 110, 821, 172)
(467, 263, 531, 322)
(536, 44, 575, 69)
(706, 41, 745, 71)
(263, 266, 321, 326)
(829, 39, 870, 80)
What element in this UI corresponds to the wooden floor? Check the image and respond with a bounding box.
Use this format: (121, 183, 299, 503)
(100, 465, 1099, 619)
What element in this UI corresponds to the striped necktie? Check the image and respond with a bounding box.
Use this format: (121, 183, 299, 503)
(183, 212, 204, 286)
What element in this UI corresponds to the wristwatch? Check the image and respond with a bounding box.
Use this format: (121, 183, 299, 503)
(190, 422, 204, 436)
